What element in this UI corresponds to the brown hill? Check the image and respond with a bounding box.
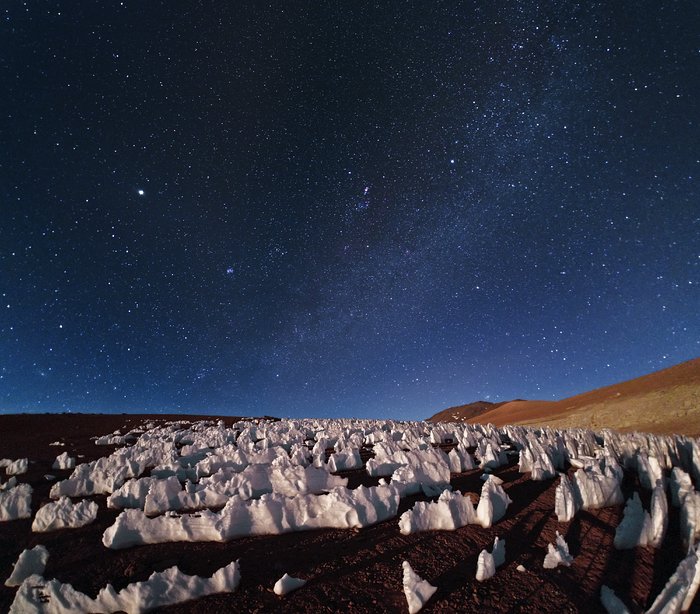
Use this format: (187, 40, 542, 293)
(427, 400, 509, 423)
(429, 357, 700, 436)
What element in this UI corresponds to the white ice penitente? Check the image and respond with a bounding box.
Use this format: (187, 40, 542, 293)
(476, 475, 512, 528)
(52, 452, 76, 470)
(554, 473, 579, 522)
(32, 497, 98, 532)
(273, 573, 306, 596)
(9, 560, 241, 613)
(0, 483, 32, 521)
(573, 466, 623, 510)
(613, 492, 652, 549)
(475, 537, 506, 581)
(649, 481, 668, 548)
(103, 484, 401, 549)
(543, 531, 574, 569)
(645, 542, 700, 614)
(398, 490, 476, 534)
(680, 490, 700, 553)
(2, 459, 29, 476)
(599, 585, 630, 614)
(4, 546, 49, 587)
(402, 561, 437, 614)
(670, 467, 694, 508)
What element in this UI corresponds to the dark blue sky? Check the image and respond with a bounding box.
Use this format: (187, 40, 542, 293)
(1, 1, 698, 419)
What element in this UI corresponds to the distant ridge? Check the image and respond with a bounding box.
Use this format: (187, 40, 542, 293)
(427, 357, 700, 436)
(427, 400, 510, 423)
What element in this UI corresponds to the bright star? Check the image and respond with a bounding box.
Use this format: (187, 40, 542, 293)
(137, 189, 145, 196)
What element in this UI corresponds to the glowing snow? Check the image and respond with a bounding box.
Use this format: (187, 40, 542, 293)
(0, 483, 33, 521)
(50, 453, 144, 498)
(52, 452, 76, 470)
(636, 454, 664, 491)
(398, 489, 476, 534)
(600, 585, 630, 614)
(543, 531, 574, 569)
(4, 545, 49, 587)
(554, 473, 579, 522)
(614, 493, 652, 549)
(670, 467, 694, 507)
(649, 481, 668, 548)
(1, 458, 29, 475)
(32, 497, 99, 532)
(476, 537, 505, 581)
(573, 465, 623, 510)
(447, 446, 475, 473)
(103, 484, 401, 549)
(476, 475, 512, 528)
(402, 561, 437, 614)
(328, 449, 362, 472)
(4, 416, 697, 611)
(680, 490, 700, 553)
(645, 543, 700, 614)
(384, 448, 451, 496)
(273, 573, 306, 595)
(9, 560, 241, 614)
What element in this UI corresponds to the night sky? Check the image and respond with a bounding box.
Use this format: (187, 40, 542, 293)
(1, 2, 698, 420)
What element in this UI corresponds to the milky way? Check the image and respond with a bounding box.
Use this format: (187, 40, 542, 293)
(1, 2, 698, 419)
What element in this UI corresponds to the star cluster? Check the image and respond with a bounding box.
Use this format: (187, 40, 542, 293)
(1, 1, 698, 419)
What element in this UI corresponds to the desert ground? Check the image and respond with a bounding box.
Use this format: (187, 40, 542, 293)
(0, 412, 695, 613)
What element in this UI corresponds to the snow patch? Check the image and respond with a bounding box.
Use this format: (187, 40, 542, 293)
(600, 585, 630, 614)
(9, 560, 241, 614)
(273, 573, 306, 596)
(1, 458, 29, 475)
(544, 531, 574, 569)
(32, 497, 98, 532)
(52, 452, 76, 471)
(4, 546, 49, 587)
(398, 490, 476, 534)
(0, 483, 32, 521)
(476, 475, 512, 528)
(476, 537, 505, 581)
(103, 484, 401, 549)
(402, 561, 437, 614)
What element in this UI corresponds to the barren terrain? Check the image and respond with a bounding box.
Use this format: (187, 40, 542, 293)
(0, 413, 692, 613)
(429, 358, 700, 436)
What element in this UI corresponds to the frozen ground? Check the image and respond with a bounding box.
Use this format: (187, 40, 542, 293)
(0, 413, 699, 613)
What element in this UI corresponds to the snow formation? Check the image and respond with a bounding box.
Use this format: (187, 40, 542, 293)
(4, 545, 49, 587)
(9, 560, 241, 614)
(614, 493, 653, 549)
(645, 543, 700, 614)
(476, 475, 512, 528)
(273, 573, 307, 596)
(600, 585, 630, 614)
(476, 536, 506, 581)
(52, 452, 76, 470)
(554, 473, 578, 522)
(32, 497, 98, 532)
(402, 561, 437, 614)
(5, 416, 699, 611)
(104, 484, 401, 548)
(1, 458, 29, 475)
(543, 531, 574, 569)
(0, 483, 32, 521)
(398, 489, 476, 534)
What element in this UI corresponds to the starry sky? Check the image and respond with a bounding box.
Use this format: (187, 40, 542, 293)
(1, 1, 698, 420)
